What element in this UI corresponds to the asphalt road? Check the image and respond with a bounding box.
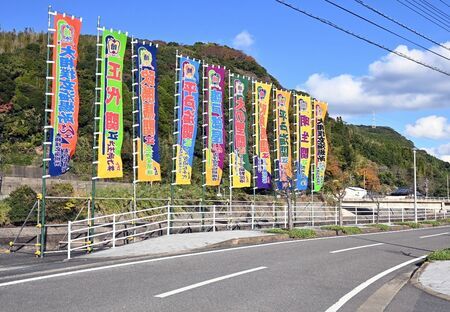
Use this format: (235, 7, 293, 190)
(1, 226, 450, 312)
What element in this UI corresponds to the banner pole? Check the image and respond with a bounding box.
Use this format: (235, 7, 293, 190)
(90, 16, 102, 249)
(170, 50, 180, 204)
(311, 99, 316, 225)
(251, 80, 257, 204)
(40, 5, 53, 257)
(201, 62, 207, 209)
(293, 92, 298, 223)
(228, 71, 233, 218)
(272, 88, 278, 197)
(131, 37, 138, 227)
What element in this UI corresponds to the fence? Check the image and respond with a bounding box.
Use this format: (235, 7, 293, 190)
(66, 203, 448, 259)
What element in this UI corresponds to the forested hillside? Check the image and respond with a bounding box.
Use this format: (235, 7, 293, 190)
(0, 29, 449, 196)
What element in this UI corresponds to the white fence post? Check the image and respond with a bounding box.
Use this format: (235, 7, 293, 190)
(213, 205, 216, 232)
(67, 221, 71, 260)
(401, 207, 404, 222)
(355, 207, 358, 225)
(311, 204, 315, 227)
(284, 205, 287, 228)
(388, 207, 391, 224)
(272, 202, 276, 228)
(251, 203, 255, 230)
(434, 207, 437, 221)
(334, 206, 337, 225)
(167, 203, 171, 236)
(112, 214, 116, 248)
(425, 207, 427, 221)
(372, 206, 375, 224)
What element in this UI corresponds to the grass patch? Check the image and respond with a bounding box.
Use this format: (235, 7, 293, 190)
(370, 223, 390, 231)
(420, 220, 441, 227)
(288, 228, 316, 239)
(428, 248, 450, 261)
(265, 228, 316, 239)
(394, 222, 420, 228)
(321, 225, 362, 235)
(266, 228, 288, 235)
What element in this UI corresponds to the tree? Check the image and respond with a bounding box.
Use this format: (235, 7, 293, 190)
(325, 170, 353, 226)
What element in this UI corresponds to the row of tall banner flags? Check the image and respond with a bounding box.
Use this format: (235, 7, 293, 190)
(45, 11, 328, 192)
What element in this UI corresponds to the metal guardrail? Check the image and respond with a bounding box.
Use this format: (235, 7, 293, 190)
(66, 204, 448, 259)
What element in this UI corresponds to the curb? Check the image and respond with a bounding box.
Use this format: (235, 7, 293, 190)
(207, 234, 291, 248)
(411, 261, 450, 302)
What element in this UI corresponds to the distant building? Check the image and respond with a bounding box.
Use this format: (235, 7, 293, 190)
(344, 187, 367, 199)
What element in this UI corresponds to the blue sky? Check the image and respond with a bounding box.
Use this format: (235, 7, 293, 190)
(1, 0, 449, 162)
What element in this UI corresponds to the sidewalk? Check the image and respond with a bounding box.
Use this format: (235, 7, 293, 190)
(418, 260, 450, 300)
(82, 230, 274, 259)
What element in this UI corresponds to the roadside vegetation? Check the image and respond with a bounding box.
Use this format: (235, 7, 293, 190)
(369, 223, 390, 231)
(266, 228, 316, 239)
(428, 248, 450, 261)
(321, 225, 362, 235)
(394, 221, 421, 228)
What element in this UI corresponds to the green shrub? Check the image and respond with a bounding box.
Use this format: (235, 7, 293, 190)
(428, 248, 450, 261)
(0, 201, 11, 226)
(266, 228, 288, 234)
(420, 220, 441, 227)
(370, 224, 390, 231)
(394, 222, 420, 228)
(6, 185, 37, 225)
(321, 225, 362, 235)
(46, 183, 83, 222)
(288, 228, 316, 239)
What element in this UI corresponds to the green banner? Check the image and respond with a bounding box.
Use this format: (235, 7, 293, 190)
(97, 30, 127, 178)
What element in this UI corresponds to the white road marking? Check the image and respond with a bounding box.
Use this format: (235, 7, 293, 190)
(330, 243, 384, 254)
(154, 266, 267, 298)
(0, 225, 448, 288)
(325, 255, 426, 312)
(420, 232, 449, 239)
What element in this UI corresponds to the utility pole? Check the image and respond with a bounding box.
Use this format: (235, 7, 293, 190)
(413, 148, 417, 223)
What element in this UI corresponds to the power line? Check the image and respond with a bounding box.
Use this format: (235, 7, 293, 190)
(438, 0, 450, 8)
(415, 0, 450, 21)
(354, 0, 450, 52)
(396, 0, 450, 31)
(323, 0, 450, 62)
(274, 0, 450, 76)
(409, 0, 450, 25)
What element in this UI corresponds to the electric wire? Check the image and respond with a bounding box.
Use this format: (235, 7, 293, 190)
(408, 0, 450, 25)
(414, 0, 450, 21)
(323, 0, 450, 61)
(396, 0, 450, 31)
(438, 0, 450, 9)
(274, 0, 450, 76)
(354, 0, 450, 52)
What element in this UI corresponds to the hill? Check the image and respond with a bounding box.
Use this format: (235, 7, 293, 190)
(0, 29, 449, 197)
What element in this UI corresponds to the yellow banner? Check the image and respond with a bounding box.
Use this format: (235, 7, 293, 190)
(296, 94, 312, 191)
(275, 89, 292, 189)
(254, 81, 272, 189)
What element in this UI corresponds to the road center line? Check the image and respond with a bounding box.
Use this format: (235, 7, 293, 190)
(420, 232, 449, 239)
(325, 255, 426, 312)
(154, 266, 267, 298)
(330, 243, 384, 254)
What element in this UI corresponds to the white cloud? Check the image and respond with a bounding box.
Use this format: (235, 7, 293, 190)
(423, 143, 450, 163)
(405, 115, 450, 139)
(298, 43, 450, 115)
(232, 30, 254, 51)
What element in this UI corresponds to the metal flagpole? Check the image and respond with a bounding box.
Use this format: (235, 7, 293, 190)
(273, 88, 279, 193)
(90, 16, 102, 249)
(252, 79, 257, 203)
(40, 5, 54, 257)
(171, 51, 180, 204)
(228, 71, 234, 218)
(310, 98, 316, 226)
(131, 37, 138, 232)
(201, 62, 207, 215)
(293, 92, 299, 223)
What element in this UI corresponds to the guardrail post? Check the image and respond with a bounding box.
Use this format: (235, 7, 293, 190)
(311, 204, 315, 227)
(284, 205, 287, 228)
(112, 214, 116, 248)
(335, 206, 337, 225)
(355, 207, 358, 225)
(401, 207, 404, 222)
(388, 207, 391, 224)
(424, 207, 427, 221)
(67, 221, 71, 260)
(434, 207, 437, 221)
(372, 206, 375, 224)
(272, 202, 276, 228)
(167, 203, 171, 236)
(213, 205, 216, 232)
(251, 203, 255, 230)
